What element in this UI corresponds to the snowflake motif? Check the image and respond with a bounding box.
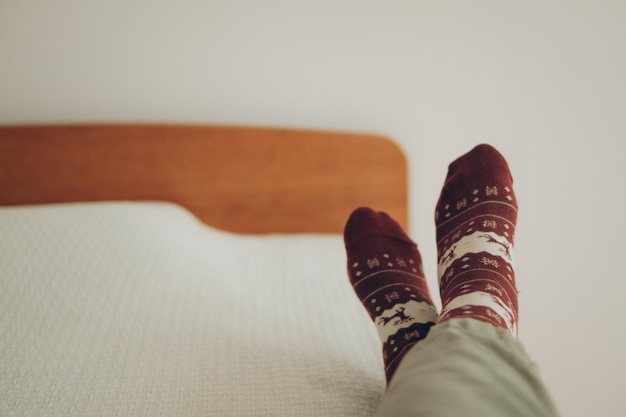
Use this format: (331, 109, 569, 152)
(485, 283, 503, 297)
(485, 186, 498, 196)
(404, 330, 421, 340)
(480, 257, 500, 268)
(367, 258, 380, 269)
(482, 220, 497, 229)
(385, 291, 400, 302)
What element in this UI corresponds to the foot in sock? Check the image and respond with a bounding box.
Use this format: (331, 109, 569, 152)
(435, 144, 519, 335)
(344, 207, 438, 382)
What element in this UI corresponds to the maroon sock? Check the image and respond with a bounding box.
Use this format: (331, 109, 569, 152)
(344, 207, 438, 382)
(435, 144, 519, 334)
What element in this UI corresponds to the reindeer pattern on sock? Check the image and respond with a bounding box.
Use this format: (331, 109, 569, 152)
(378, 307, 414, 326)
(478, 233, 511, 258)
(438, 229, 513, 283)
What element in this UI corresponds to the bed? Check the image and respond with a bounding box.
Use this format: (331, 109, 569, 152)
(0, 124, 408, 417)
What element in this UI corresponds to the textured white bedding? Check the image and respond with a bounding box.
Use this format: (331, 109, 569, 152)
(0, 202, 385, 417)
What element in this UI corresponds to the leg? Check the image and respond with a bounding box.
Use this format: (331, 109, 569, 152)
(375, 144, 559, 416)
(344, 207, 438, 382)
(435, 144, 519, 334)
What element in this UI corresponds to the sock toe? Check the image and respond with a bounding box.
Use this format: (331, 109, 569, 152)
(344, 207, 413, 248)
(445, 143, 513, 187)
(436, 144, 517, 231)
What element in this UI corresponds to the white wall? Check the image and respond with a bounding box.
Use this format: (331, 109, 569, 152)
(2, 1, 625, 416)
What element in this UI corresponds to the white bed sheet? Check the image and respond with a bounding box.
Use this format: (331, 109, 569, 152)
(0, 202, 385, 417)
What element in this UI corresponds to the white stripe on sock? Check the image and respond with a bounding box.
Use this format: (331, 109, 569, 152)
(438, 230, 513, 283)
(374, 300, 438, 342)
(439, 291, 517, 335)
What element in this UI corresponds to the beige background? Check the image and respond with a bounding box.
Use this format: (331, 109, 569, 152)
(2, 1, 625, 416)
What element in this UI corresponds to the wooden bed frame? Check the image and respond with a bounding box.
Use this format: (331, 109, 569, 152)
(0, 124, 408, 233)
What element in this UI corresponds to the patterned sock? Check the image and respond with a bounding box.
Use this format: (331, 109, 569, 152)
(435, 144, 519, 335)
(344, 207, 438, 382)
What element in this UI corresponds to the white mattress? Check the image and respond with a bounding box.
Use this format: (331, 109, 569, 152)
(0, 202, 385, 417)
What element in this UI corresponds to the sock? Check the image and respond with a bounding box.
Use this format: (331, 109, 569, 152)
(435, 144, 519, 335)
(344, 207, 438, 382)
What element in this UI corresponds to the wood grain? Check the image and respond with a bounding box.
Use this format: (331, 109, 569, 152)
(0, 124, 407, 233)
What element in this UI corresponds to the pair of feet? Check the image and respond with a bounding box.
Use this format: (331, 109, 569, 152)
(344, 144, 519, 381)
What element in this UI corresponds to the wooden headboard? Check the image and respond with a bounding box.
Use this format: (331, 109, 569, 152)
(0, 124, 407, 233)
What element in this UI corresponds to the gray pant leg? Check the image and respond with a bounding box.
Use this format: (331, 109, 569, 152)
(375, 318, 560, 417)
